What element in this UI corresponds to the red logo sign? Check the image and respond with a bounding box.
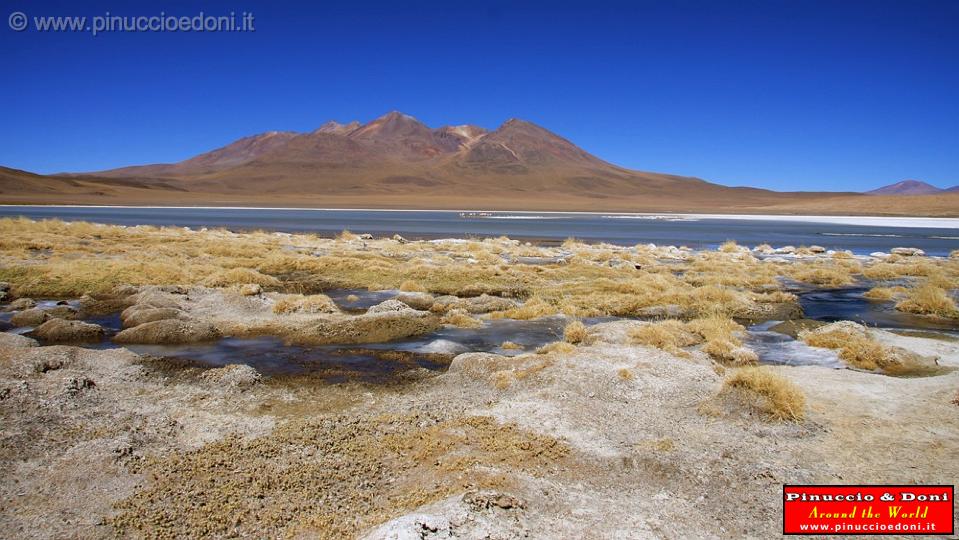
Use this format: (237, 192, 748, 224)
(783, 485, 954, 535)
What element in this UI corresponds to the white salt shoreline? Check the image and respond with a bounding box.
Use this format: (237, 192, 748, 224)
(1, 204, 958, 229)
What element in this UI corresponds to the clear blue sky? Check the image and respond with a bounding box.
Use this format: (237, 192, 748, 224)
(2, 0, 957, 191)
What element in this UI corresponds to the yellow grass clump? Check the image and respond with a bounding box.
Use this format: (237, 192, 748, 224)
(441, 309, 484, 328)
(204, 268, 281, 288)
(493, 296, 558, 320)
(798, 323, 935, 374)
(399, 280, 427, 292)
(723, 366, 806, 421)
(629, 320, 702, 356)
(863, 286, 908, 301)
(895, 283, 959, 318)
(272, 294, 339, 314)
(500, 341, 524, 350)
(563, 320, 588, 344)
(788, 263, 857, 287)
(719, 240, 741, 253)
(629, 315, 758, 365)
(536, 341, 577, 355)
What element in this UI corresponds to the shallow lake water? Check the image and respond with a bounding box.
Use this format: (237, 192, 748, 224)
(2, 206, 958, 255)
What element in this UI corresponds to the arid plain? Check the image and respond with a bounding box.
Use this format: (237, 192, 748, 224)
(1, 218, 957, 538)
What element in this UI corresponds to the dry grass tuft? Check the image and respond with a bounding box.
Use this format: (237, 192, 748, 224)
(272, 294, 339, 314)
(617, 368, 634, 380)
(863, 286, 908, 301)
(629, 320, 702, 356)
(702, 339, 759, 366)
(895, 283, 959, 318)
(788, 262, 858, 286)
(563, 320, 588, 344)
(500, 341, 524, 350)
(798, 322, 937, 375)
(801, 325, 886, 370)
(493, 296, 558, 320)
(204, 268, 281, 288)
(399, 279, 427, 292)
(629, 315, 757, 364)
(719, 240, 741, 253)
(337, 229, 358, 241)
(441, 309, 484, 328)
(536, 341, 577, 355)
(723, 366, 806, 421)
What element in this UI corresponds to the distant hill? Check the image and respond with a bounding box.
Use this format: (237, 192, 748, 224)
(2, 112, 958, 216)
(867, 179, 953, 195)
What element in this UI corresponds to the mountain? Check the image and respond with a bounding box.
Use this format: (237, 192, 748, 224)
(867, 180, 945, 195)
(3, 112, 958, 216)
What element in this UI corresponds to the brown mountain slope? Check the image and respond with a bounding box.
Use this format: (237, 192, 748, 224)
(2, 112, 957, 216)
(867, 180, 944, 195)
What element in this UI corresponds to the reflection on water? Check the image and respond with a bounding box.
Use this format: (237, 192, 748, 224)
(125, 337, 450, 382)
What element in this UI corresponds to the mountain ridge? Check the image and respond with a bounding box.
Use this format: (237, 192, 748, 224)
(3, 112, 958, 217)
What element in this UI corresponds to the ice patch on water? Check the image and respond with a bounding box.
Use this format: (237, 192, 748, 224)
(417, 339, 470, 355)
(747, 324, 844, 368)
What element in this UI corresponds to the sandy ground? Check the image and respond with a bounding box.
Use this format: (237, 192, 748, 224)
(1, 320, 957, 538)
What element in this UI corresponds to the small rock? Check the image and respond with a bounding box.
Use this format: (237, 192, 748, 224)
(10, 308, 49, 327)
(200, 364, 261, 390)
(869, 252, 890, 258)
(367, 299, 415, 314)
(0, 333, 39, 348)
(358, 233, 374, 240)
(113, 319, 222, 345)
(890, 247, 925, 257)
(774, 246, 796, 255)
(32, 319, 105, 343)
(395, 292, 435, 311)
(808, 245, 826, 253)
(33, 357, 66, 373)
(64, 377, 96, 395)
(392, 234, 409, 244)
(121, 307, 182, 328)
(768, 319, 827, 339)
(45, 305, 79, 320)
(464, 491, 527, 511)
(3, 297, 37, 312)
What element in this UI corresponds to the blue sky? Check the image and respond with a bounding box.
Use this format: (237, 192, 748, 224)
(2, 0, 957, 191)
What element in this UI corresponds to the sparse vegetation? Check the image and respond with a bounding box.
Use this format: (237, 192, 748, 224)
(441, 309, 484, 328)
(272, 294, 339, 314)
(536, 341, 577, 355)
(563, 320, 588, 344)
(723, 366, 806, 421)
(629, 315, 757, 365)
(863, 286, 908, 301)
(895, 282, 959, 318)
(800, 322, 938, 375)
(205, 268, 281, 288)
